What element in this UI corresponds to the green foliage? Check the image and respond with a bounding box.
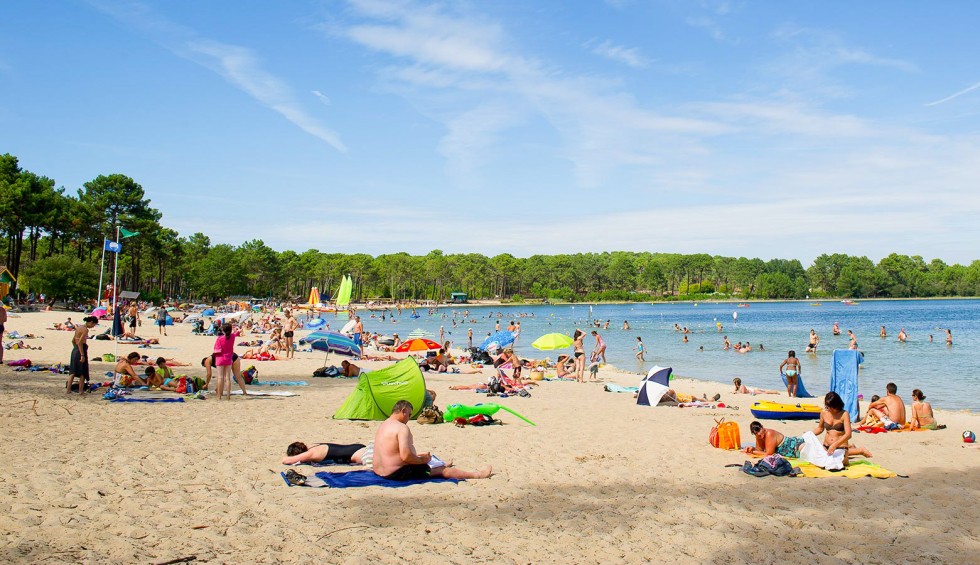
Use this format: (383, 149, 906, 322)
(24, 255, 97, 303)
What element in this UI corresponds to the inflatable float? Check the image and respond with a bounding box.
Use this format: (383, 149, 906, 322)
(305, 318, 326, 329)
(443, 403, 536, 426)
(750, 400, 821, 420)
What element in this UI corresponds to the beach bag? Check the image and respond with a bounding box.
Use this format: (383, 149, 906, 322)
(242, 365, 257, 384)
(417, 405, 444, 425)
(709, 418, 741, 450)
(741, 454, 796, 477)
(487, 375, 505, 394)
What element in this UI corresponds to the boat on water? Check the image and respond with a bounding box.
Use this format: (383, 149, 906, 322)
(841, 299, 859, 306)
(810, 302, 822, 306)
(737, 303, 750, 308)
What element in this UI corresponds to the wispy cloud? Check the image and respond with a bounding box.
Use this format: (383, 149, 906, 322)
(686, 17, 729, 42)
(312, 90, 332, 105)
(589, 39, 649, 69)
(925, 81, 980, 107)
(86, 0, 346, 152)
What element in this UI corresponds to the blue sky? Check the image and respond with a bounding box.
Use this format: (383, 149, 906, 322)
(2, 0, 980, 264)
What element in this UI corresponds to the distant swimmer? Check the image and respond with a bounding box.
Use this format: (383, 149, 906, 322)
(946, 329, 953, 346)
(622, 320, 630, 330)
(898, 327, 908, 342)
(847, 330, 858, 350)
(723, 336, 731, 350)
(832, 321, 840, 336)
(806, 329, 819, 353)
(880, 325, 887, 338)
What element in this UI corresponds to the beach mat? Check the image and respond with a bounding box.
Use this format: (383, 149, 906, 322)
(252, 381, 308, 386)
(232, 390, 298, 397)
(281, 469, 459, 488)
(604, 384, 639, 393)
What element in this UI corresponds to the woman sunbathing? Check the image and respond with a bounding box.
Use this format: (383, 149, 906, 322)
(910, 389, 944, 430)
(283, 442, 371, 465)
(732, 378, 780, 396)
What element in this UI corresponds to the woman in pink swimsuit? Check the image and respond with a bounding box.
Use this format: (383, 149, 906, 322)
(213, 323, 239, 400)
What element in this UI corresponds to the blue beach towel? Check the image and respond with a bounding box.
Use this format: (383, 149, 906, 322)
(781, 372, 814, 398)
(252, 381, 309, 386)
(281, 469, 459, 488)
(830, 349, 863, 422)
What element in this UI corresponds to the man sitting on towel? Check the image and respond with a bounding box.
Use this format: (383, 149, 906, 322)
(744, 421, 805, 459)
(373, 399, 492, 481)
(867, 383, 906, 430)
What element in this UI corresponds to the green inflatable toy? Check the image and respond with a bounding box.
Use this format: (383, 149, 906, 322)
(443, 403, 536, 426)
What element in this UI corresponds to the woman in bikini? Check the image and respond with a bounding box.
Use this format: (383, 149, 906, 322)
(813, 391, 872, 464)
(910, 389, 942, 430)
(572, 329, 586, 383)
(779, 350, 801, 397)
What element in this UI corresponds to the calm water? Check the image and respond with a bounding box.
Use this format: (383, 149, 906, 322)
(358, 299, 980, 411)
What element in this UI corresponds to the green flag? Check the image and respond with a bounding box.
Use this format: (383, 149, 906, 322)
(120, 228, 139, 239)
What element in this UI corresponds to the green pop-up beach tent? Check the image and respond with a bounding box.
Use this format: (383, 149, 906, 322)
(333, 358, 427, 420)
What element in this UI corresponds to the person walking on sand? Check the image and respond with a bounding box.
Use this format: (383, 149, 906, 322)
(66, 316, 98, 394)
(213, 323, 239, 400)
(283, 310, 298, 359)
(467, 328, 473, 349)
(634, 337, 646, 361)
(156, 303, 168, 336)
(373, 400, 492, 481)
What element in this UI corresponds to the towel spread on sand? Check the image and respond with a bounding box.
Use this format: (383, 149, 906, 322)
(787, 459, 897, 479)
(281, 469, 459, 488)
(830, 349, 863, 422)
(251, 381, 308, 386)
(604, 384, 639, 393)
(231, 390, 298, 397)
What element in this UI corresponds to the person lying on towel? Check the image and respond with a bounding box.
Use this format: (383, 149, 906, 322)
(373, 399, 492, 481)
(283, 442, 372, 466)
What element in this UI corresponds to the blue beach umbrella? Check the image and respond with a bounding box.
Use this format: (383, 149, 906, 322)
(480, 330, 516, 352)
(305, 331, 361, 357)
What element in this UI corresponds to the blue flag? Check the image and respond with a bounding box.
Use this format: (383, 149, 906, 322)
(104, 240, 122, 253)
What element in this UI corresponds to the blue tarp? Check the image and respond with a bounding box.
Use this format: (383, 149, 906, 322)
(830, 349, 863, 422)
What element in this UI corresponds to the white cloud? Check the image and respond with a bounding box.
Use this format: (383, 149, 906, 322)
(590, 39, 649, 69)
(312, 90, 332, 105)
(86, 0, 346, 152)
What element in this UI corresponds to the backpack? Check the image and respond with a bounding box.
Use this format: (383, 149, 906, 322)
(708, 418, 741, 450)
(416, 405, 444, 425)
(741, 454, 797, 477)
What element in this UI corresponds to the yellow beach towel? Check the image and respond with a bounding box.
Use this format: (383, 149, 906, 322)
(788, 459, 897, 479)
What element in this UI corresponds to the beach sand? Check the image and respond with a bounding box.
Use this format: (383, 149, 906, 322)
(1, 310, 978, 563)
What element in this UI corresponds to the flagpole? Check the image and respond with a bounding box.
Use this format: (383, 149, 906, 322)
(112, 226, 120, 360)
(97, 238, 107, 308)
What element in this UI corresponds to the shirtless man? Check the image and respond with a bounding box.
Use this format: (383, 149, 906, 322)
(744, 421, 805, 459)
(867, 382, 906, 429)
(806, 329, 819, 353)
(283, 310, 298, 359)
(127, 303, 139, 335)
(832, 321, 840, 336)
(910, 389, 942, 430)
(897, 328, 908, 343)
(352, 316, 364, 350)
(372, 400, 491, 481)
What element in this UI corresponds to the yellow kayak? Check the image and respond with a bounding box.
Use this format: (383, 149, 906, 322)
(750, 400, 821, 420)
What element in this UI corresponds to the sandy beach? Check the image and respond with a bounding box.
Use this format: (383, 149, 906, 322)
(1, 309, 979, 564)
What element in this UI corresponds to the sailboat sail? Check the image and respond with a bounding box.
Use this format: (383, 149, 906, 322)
(336, 275, 353, 307)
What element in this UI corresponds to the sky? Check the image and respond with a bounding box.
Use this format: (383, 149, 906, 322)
(2, 0, 980, 265)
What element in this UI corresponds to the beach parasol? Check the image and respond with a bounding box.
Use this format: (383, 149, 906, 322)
(479, 330, 516, 352)
(91, 307, 108, 318)
(306, 331, 361, 357)
(531, 333, 573, 351)
(395, 338, 442, 353)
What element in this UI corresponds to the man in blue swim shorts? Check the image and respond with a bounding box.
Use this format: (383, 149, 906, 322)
(372, 400, 493, 481)
(744, 421, 804, 458)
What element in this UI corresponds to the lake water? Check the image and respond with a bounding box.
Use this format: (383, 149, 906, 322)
(360, 299, 980, 412)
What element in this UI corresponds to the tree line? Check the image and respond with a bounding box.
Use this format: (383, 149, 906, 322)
(3, 153, 980, 305)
